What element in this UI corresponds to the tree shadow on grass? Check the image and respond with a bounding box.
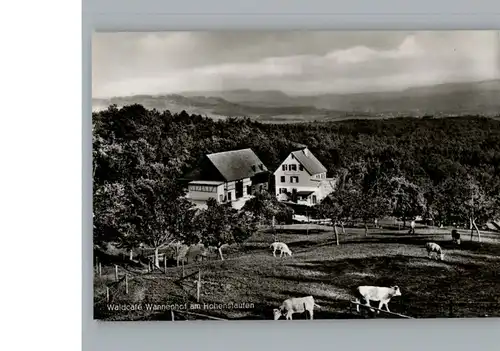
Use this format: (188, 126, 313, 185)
(452, 251, 500, 261)
(272, 254, 493, 303)
(344, 234, 500, 255)
(234, 301, 365, 320)
(263, 228, 328, 235)
(344, 236, 438, 247)
(240, 239, 336, 255)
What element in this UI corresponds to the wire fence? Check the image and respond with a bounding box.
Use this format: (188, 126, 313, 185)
(94, 258, 500, 320)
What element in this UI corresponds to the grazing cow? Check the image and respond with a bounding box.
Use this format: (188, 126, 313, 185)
(354, 285, 402, 314)
(175, 243, 210, 266)
(426, 242, 445, 261)
(273, 296, 320, 320)
(451, 229, 461, 245)
(270, 242, 292, 258)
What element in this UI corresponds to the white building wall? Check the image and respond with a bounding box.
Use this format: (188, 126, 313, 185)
(223, 180, 236, 202)
(243, 178, 251, 197)
(188, 183, 225, 202)
(273, 153, 325, 196)
(189, 177, 255, 205)
(222, 178, 252, 202)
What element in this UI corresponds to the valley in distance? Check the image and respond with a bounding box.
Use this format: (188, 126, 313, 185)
(92, 79, 500, 123)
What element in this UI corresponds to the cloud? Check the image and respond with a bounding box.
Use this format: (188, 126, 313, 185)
(92, 31, 499, 97)
(325, 35, 423, 64)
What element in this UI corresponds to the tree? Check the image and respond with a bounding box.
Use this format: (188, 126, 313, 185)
(316, 196, 343, 245)
(387, 176, 427, 228)
(128, 178, 191, 267)
(464, 176, 497, 242)
(432, 175, 497, 242)
(93, 182, 137, 253)
(241, 192, 276, 224)
(355, 190, 392, 236)
(193, 199, 255, 260)
(241, 192, 294, 228)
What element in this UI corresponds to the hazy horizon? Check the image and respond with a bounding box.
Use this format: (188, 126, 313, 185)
(92, 78, 500, 100)
(93, 31, 500, 99)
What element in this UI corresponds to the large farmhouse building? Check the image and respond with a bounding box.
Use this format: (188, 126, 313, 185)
(273, 146, 337, 206)
(184, 148, 270, 209)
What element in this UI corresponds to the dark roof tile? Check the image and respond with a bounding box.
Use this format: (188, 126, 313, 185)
(291, 148, 327, 175)
(207, 148, 268, 181)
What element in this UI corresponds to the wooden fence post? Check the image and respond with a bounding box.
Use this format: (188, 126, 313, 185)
(182, 259, 185, 278)
(171, 310, 175, 321)
(114, 265, 118, 281)
(106, 287, 110, 302)
(164, 255, 167, 274)
(196, 270, 201, 303)
(125, 274, 129, 295)
(306, 212, 309, 235)
(98, 262, 102, 277)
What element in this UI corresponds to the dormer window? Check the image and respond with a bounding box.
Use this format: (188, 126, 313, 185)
(258, 164, 264, 170)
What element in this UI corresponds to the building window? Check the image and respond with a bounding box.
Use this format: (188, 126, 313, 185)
(189, 185, 217, 193)
(280, 176, 285, 183)
(259, 164, 264, 170)
(290, 176, 299, 183)
(290, 164, 297, 171)
(247, 185, 251, 195)
(299, 165, 304, 171)
(219, 194, 223, 202)
(282, 164, 287, 171)
(312, 195, 317, 204)
(227, 192, 232, 201)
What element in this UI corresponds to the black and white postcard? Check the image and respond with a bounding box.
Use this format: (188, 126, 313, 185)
(92, 31, 500, 321)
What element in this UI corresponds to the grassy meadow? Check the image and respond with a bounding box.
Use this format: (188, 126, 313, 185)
(94, 222, 500, 321)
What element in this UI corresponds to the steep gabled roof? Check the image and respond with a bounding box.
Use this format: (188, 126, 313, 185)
(291, 148, 327, 175)
(206, 148, 268, 182)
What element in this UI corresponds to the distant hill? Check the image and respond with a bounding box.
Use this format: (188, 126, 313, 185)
(92, 79, 500, 122)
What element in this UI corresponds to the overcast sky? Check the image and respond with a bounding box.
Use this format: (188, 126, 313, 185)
(92, 31, 500, 98)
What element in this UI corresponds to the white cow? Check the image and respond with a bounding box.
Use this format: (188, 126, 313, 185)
(354, 285, 402, 313)
(273, 296, 320, 320)
(270, 242, 292, 258)
(426, 242, 445, 261)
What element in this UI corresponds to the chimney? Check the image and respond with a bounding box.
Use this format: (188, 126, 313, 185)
(303, 148, 309, 157)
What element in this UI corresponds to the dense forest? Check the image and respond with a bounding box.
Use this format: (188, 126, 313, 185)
(93, 104, 500, 262)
